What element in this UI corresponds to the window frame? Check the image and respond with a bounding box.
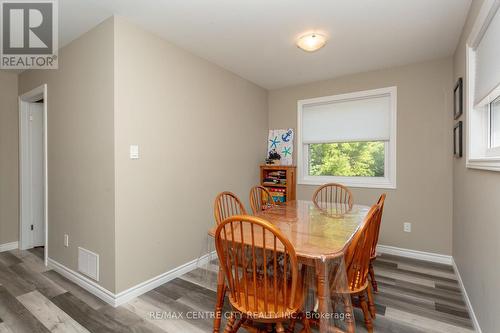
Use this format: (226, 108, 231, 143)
(465, 0, 500, 171)
(297, 86, 397, 189)
(487, 96, 500, 153)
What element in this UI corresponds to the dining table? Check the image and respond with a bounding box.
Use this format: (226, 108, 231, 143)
(208, 200, 371, 333)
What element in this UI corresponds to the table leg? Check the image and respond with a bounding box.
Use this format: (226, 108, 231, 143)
(315, 260, 355, 333)
(213, 267, 226, 333)
(315, 261, 329, 333)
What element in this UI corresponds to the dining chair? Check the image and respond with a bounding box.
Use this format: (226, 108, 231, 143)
(249, 185, 275, 215)
(212, 192, 248, 333)
(368, 194, 386, 293)
(213, 191, 247, 225)
(312, 183, 354, 208)
(214, 215, 309, 333)
(342, 204, 381, 333)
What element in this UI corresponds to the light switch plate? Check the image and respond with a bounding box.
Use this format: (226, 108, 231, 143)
(129, 145, 139, 159)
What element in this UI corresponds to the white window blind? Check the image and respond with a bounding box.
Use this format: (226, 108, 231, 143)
(474, 6, 500, 106)
(301, 94, 391, 144)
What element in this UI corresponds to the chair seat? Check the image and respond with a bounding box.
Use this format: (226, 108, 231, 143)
(347, 280, 369, 295)
(229, 273, 304, 320)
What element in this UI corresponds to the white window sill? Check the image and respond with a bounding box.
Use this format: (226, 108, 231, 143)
(298, 176, 396, 189)
(466, 158, 500, 172)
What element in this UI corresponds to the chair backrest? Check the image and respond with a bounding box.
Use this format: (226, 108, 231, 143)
(214, 215, 299, 318)
(313, 183, 354, 209)
(249, 186, 275, 215)
(370, 194, 386, 258)
(214, 191, 247, 225)
(344, 204, 380, 291)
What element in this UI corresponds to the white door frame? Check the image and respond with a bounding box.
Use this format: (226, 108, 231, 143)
(19, 84, 48, 266)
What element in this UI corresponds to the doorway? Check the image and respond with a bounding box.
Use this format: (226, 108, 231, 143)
(19, 84, 48, 266)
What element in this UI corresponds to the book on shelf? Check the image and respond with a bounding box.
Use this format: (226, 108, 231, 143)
(263, 171, 287, 185)
(269, 188, 286, 203)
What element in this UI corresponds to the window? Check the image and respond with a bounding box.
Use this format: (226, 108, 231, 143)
(308, 141, 385, 177)
(466, 2, 500, 170)
(297, 87, 397, 188)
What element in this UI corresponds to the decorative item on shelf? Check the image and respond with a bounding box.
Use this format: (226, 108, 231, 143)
(266, 149, 281, 165)
(454, 121, 463, 158)
(267, 128, 294, 166)
(454, 77, 463, 119)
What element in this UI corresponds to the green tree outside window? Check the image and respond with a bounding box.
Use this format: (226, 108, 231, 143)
(309, 142, 385, 177)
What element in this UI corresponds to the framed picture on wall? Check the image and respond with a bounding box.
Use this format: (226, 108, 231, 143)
(454, 77, 463, 119)
(454, 121, 463, 158)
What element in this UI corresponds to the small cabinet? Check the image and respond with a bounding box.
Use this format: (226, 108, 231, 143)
(259, 165, 296, 204)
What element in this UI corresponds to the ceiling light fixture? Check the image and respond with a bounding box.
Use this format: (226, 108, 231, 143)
(296, 33, 327, 52)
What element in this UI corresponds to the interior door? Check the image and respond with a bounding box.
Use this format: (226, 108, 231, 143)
(29, 102, 45, 247)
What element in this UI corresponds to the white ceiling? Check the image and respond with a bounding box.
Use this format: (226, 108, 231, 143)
(60, 0, 472, 89)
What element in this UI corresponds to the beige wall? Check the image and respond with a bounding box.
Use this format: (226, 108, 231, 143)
(269, 58, 454, 255)
(14, 15, 268, 294)
(18, 18, 116, 291)
(113, 17, 268, 292)
(0, 71, 19, 245)
(453, 0, 500, 332)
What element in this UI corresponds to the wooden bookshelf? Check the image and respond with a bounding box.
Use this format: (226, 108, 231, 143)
(260, 165, 296, 204)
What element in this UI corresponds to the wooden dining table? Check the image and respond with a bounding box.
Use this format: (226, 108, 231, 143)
(208, 200, 371, 333)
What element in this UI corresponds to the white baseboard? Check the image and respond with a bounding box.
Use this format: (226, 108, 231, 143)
(114, 251, 216, 306)
(376, 245, 480, 331)
(48, 251, 216, 307)
(376, 244, 453, 265)
(0, 241, 18, 252)
(452, 259, 482, 333)
(48, 257, 116, 305)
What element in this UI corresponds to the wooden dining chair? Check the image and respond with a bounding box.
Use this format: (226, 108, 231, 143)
(249, 186, 275, 215)
(212, 192, 248, 333)
(368, 194, 386, 293)
(342, 204, 381, 333)
(214, 215, 309, 333)
(214, 191, 247, 225)
(312, 183, 353, 209)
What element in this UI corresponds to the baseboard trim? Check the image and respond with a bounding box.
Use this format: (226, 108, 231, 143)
(0, 241, 19, 252)
(48, 257, 116, 305)
(48, 251, 216, 307)
(376, 244, 453, 265)
(114, 251, 216, 306)
(452, 259, 482, 333)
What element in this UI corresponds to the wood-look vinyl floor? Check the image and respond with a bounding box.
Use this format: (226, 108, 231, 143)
(0, 248, 474, 333)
